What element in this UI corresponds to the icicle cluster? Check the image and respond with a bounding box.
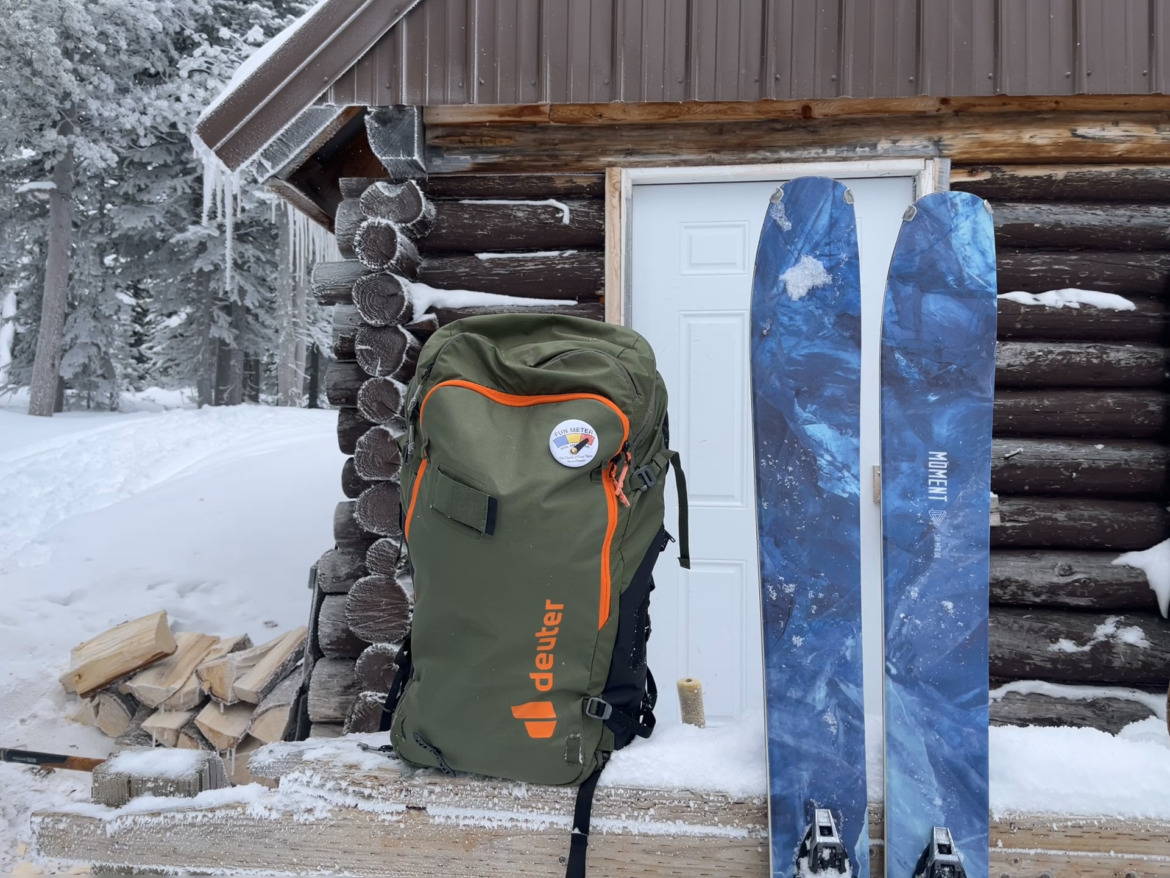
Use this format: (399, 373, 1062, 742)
(191, 135, 245, 291)
(286, 202, 340, 284)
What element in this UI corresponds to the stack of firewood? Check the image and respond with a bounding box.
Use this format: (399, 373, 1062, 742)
(62, 610, 306, 779)
(300, 112, 608, 738)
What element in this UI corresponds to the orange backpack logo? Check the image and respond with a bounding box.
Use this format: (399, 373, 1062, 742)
(511, 701, 557, 739)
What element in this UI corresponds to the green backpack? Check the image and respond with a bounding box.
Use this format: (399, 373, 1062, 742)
(382, 313, 689, 876)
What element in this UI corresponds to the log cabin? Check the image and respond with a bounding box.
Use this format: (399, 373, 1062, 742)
(44, 2, 1167, 874)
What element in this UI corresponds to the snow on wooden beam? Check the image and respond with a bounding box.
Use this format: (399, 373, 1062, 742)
(997, 294, 1167, 342)
(991, 689, 1155, 734)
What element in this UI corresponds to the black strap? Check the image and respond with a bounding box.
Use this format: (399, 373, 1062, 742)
(666, 451, 691, 569)
(379, 636, 413, 732)
(565, 766, 603, 878)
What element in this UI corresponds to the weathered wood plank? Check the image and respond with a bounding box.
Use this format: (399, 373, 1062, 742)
(990, 550, 1158, 611)
(425, 113, 1170, 174)
(952, 164, 1170, 202)
(421, 198, 604, 253)
(418, 249, 604, 299)
(997, 295, 1168, 342)
(310, 260, 366, 305)
(997, 250, 1170, 297)
(995, 342, 1168, 388)
(993, 389, 1168, 438)
(990, 690, 1155, 734)
(990, 438, 1169, 497)
(993, 202, 1170, 250)
(990, 608, 1170, 686)
(991, 497, 1170, 551)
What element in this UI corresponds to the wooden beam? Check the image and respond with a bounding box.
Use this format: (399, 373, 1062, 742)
(990, 550, 1159, 612)
(425, 113, 1170, 175)
(952, 164, 1170, 202)
(991, 690, 1155, 734)
(993, 390, 1168, 439)
(990, 438, 1169, 497)
(995, 342, 1168, 388)
(423, 174, 606, 199)
(991, 497, 1170, 551)
(997, 295, 1168, 343)
(997, 250, 1170, 296)
(994, 202, 1170, 250)
(418, 250, 604, 299)
(424, 96, 1170, 127)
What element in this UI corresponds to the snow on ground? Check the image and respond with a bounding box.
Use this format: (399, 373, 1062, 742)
(1, 390, 1169, 873)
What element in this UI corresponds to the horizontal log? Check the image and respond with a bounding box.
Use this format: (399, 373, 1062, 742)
(990, 550, 1158, 611)
(423, 173, 605, 199)
(315, 547, 368, 596)
(994, 202, 1170, 250)
(417, 249, 604, 299)
(354, 325, 420, 380)
(354, 642, 400, 692)
(997, 250, 1170, 297)
(426, 112, 1170, 174)
(354, 482, 402, 538)
(995, 341, 1168, 388)
(430, 299, 605, 326)
(341, 457, 372, 500)
(306, 657, 359, 724)
(325, 360, 368, 407)
(353, 220, 421, 276)
(353, 425, 402, 482)
(992, 497, 1170, 551)
(952, 164, 1170, 202)
(403, 313, 440, 343)
(990, 689, 1155, 734)
(360, 180, 434, 238)
(345, 574, 412, 645)
(993, 389, 1168, 438)
(991, 438, 1169, 497)
(329, 304, 363, 361)
(357, 378, 406, 423)
(317, 595, 368, 659)
(310, 260, 366, 305)
(339, 177, 386, 200)
(344, 690, 388, 734)
(337, 407, 376, 456)
(333, 198, 362, 259)
(352, 273, 411, 326)
(997, 295, 1168, 342)
(332, 501, 375, 550)
(365, 538, 407, 577)
(420, 198, 604, 253)
(990, 608, 1170, 686)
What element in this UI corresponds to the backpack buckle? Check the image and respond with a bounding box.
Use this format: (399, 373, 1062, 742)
(630, 465, 657, 492)
(583, 697, 613, 721)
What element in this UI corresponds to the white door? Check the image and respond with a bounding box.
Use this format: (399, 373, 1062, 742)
(630, 173, 917, 731)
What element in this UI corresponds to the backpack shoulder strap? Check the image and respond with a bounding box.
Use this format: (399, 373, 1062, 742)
(629, 450, 690, 570)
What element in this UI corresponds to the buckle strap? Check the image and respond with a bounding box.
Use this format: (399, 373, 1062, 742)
(626, 450, 690, 569)
(430, 468, 498, 535)
(564, 767, 603, 878)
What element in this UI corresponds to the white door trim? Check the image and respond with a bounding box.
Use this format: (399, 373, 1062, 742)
(605, 158, 949, 325)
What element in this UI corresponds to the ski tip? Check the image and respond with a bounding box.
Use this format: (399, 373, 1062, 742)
(912, 826, 967, 878)
(796, 808, 853, 876)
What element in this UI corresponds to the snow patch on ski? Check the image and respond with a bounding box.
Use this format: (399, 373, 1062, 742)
(1113, 539, 1170, 618)
(1000, 288, 1136, 310)
(779, 255, 831, 301)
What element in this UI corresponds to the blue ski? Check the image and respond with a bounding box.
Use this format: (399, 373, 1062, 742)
(879, 191, 997, 878)
(750, 176, 868, 878)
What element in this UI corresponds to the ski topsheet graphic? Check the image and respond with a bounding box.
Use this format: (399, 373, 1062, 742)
(750, 176, 868, 878)
(879, 191, 997, 878)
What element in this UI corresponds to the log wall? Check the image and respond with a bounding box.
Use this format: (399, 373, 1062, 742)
(304, 171, 608, 734)
(954, 164, 1170, 731)
(302, 117, 1170, 738)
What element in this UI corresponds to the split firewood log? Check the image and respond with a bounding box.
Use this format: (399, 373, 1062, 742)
(141, 709, 197, 748)
(115, 704, 156, 749)
(194, 701, 254, 752)
(249, 672, 302, 745)
(73, 689, 139, 738)
(125, 632, 218, 708)
(159, 634, 251, 712)
(345, 574, 412, 644)
(176, 718, 215, 751)
(196, 628, 307, 706)
(65, 611, 178, 698)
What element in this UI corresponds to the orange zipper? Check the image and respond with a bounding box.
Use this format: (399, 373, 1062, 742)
(416, 379, 630, 630)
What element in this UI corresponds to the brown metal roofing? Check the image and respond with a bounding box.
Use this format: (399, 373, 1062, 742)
(325, 0, 1170, 107)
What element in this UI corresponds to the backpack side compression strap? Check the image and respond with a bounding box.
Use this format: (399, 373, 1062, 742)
(564, 766, 603, 878)
(630, 450, 691, 569)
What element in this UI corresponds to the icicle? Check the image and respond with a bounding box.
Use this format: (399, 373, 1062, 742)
(190, 133, 244, 292)
(285, 202, 341, 284)
(0, 290, 16, 385)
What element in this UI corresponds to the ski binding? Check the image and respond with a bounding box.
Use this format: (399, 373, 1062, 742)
(912, 826, 967, 878)
(797, 808, 851, 875)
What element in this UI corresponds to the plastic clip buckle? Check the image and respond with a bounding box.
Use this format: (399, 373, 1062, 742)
(631, 465, 657, 492)
(584, 697, 613, 721)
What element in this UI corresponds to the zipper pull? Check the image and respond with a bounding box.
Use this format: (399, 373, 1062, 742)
(611, 448, 633, 508)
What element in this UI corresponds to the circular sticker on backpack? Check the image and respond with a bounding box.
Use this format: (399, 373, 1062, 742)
(549, 420, 599, 468)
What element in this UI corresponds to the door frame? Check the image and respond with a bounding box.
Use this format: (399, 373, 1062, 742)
(605, 159, 949, 325)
